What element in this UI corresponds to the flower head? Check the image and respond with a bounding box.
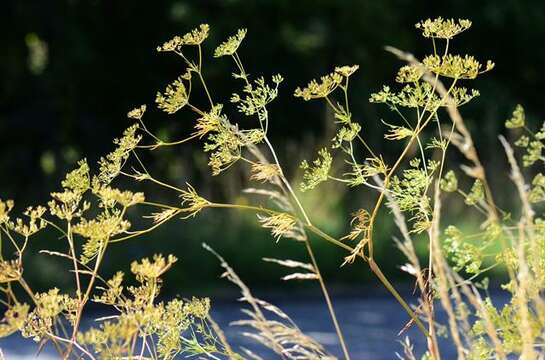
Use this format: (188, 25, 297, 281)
(395, 65, 424, 83)
(299, 148, 332, 192)
(505, 104, 525, 129)
(0, 199, 14, 224)
(415, 18, 472, 39)
(155, 76, 189, 114)
(334, 65, 359, 77)
(127, 105, 146, 120)
(214, 29, 247, 57)
(131, 254, 177, 281)
(294, 72, 342, 101)
(423, 54, 494, 79)
(157, 24, 210, 52)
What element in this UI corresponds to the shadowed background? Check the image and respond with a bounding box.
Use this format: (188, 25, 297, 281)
(1, 0, 545, 295)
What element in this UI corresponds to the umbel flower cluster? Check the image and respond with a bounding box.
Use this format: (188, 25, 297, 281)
(1, 17, 545, 360)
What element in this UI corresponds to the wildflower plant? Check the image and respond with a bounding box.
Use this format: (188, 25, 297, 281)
(2, 17, 545, 360)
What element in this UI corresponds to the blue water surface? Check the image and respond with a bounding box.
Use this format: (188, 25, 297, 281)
(0, 290, 509, 359)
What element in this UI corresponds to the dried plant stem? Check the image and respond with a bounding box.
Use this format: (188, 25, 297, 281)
(211, 200, 427, 336)
(66, 222, 82, 301)
(48, 333, 96, 360)
(66, 229, 113, 359)
(259, 126, 350, 358)
(303, 240, 350, 359)
(368, 259, 429, 336)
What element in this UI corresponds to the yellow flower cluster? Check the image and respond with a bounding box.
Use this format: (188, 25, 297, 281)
(415, 17, 472, 39)
(130, 254, 178, 281)
(0, 199, 14, 224)
(155, 75, 189, 114)
(505, 104, 525, 128)
(294, 64, 358, 100)
(214, 28, 247, 57)
(423, 54, 494, 79)
(157, 24, 210, 52)
(127, 104, 146, 120)
(294, 70, 342, 101)
(395, 65, 424, 83)
(300, 148, 332, 192)
(0, 259, 21, 283)
(93, 184, 144, 208)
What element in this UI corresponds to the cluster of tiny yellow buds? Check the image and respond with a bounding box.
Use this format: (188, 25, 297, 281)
(75, 212, 131, 264)
(231, 76, 282, 120)
(241, 129, 265, 144)
(370, 83, 440, 109)
(214, 28, 247, 57)
(93, 184, 145, 208)
(130, 254, 178, 281)
(93, 272, 124, 305)
(440, 170, 458, 193)
(332, 121, 361, 148)
(423, 54, 494, 79)
(272, 74, 284, 84)
(523, 140, 544, 167)
(155, 76, 189, 114)
(11, 206, 47, 237)
(415, 17, 472, 39)
(250, 163, 281, 183)
(73, 211, 130, 242)
(294, 72, 342, 101)
(0, 259, 21, 283)
(61, 159, 90, 194)
(369, 85, 393, 104)
(98, 124, 141, 185)
(33, 288, 77, 319)
(299, 148, 332, 192)
(202, 116, 245, 175)
(0, 199, 14, 224)
(465, 179, 484, 205)
(529, 174, 545, 203)
(0, 303, 28, 337)
(395, 65, 424, 83)
(180, 183, 210, 218)
(449, 87, 480, 107)
(127, 104, 146, 120)
(24, 205, 47, 219)
(334, 64, 359, 77)
(183, 297, 210, 319)
(193, 104, 223, 137)
(157, 24, 210, 52)
(505, 104, 525, 129)
(22, 289, 78, 339)
(515, 135, 530, 148)
(257, 213, 297, 242)
(48, 190, 90, 221)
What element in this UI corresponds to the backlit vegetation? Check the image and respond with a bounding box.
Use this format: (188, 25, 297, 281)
(1, 17, 544, 359)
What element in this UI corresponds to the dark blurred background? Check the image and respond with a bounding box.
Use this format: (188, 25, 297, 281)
(2, 0, 545, 295)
